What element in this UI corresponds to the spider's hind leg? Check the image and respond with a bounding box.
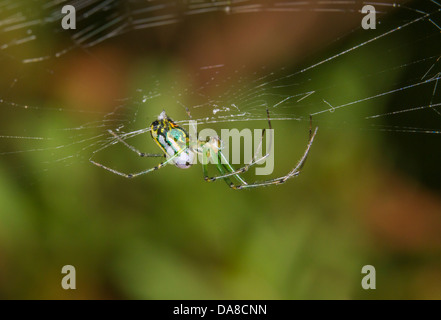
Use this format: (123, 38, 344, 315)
(107, 129, 164, 158)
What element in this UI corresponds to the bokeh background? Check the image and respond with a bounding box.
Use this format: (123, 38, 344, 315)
(0, 0, 440, 299)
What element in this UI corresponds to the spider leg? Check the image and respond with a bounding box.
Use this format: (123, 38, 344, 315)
(218, 151, 248, 185)
(203, 109, 272, 182)
(107, 129, 164, 158)
(230, 126, 318, 189)
(90, 148, 185, 178)
(201, 140, 247, 186)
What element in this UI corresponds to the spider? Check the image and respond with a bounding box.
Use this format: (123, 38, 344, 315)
(90, 109, 318, 189)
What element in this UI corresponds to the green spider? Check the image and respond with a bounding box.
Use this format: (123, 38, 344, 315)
(90, 110, 318, 189)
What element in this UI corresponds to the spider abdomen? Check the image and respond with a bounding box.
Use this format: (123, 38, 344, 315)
(150, 113, 194, 169)
(165, 129, 194, 169)
(172, 149, 195, 169)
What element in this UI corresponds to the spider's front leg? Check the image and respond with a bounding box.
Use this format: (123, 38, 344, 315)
(229, 125, 319, 189)
(199, 136, 248, 187)
(201, 109, 273, 188)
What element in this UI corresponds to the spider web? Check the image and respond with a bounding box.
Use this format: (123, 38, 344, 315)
(0, 0, 440, 189)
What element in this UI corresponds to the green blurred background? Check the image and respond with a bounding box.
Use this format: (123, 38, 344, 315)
(0, 0, 440, 299)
